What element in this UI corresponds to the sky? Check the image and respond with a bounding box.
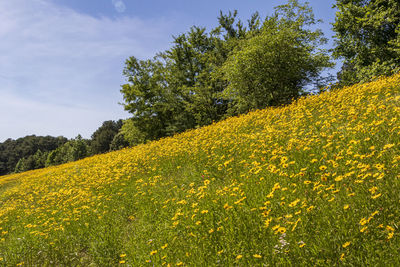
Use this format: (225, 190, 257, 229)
(0, 0, 338, 142)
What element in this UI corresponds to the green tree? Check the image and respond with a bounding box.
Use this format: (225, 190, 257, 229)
(222, 0, 333, 114)
(109, 132, 130, 151)
(14, 149, 49, 173)
(45, 135, 90, 167)
(333, 0, 400, 85)
(90, 120, 123, 154)
(117, 119, 146, 147)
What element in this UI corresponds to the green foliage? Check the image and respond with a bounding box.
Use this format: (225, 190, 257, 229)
(118, 119, 146, 147)
(0, 135, 67, 175)
(121, 0, 332, 141)
(45, 135, 90, 167)
(14, 150, 49, 173)
(222, 0, 333, 114)
(90, 120, 123, 154)
(333, 0, 400, 85)
(121, 24, 232, 140)
(110, 132, 130, 151)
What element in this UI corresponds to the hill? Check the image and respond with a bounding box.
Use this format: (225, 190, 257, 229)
(0, 74, 399, 266)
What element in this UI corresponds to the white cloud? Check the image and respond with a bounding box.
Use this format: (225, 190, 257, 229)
(112, 0, 126, 13)
(0, 0, 176, 141)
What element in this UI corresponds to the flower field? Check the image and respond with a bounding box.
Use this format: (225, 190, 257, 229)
(0, 74, 400, 266)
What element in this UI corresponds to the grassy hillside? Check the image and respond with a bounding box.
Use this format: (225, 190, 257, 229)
(1, 74, 400, 266)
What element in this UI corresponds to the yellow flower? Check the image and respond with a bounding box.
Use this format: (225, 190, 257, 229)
(360, 226, 368, 233)
(119, 260, 126, 264)
(360, 218, 367, 226)
(120, 253, 127, 258)
(343, 204, 349, 210)
(340, 253, 345, 261)
(335, 176, 343, 182)
(162, 243, 168, 249)
(342, 241, 351, 248)
(369, 186, 378, 194)
(253, 254, 262, 258)
(275, 227, 286, 234)
(388, 232, 394, 239)
(371, 193, 382, 199)
(383, 144, 394, 150)
(289, 198, 300, 207)
(386, 225, 395, 232)
(150, 250, 158, 255)
(236, 255, 243, 260)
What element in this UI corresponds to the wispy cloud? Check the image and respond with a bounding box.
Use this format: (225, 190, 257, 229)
(112, 0, 126, 13)
(0, 0, 176, 141)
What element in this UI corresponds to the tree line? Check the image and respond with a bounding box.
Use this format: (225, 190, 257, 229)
(2, 0, 400, 175)
(0, 120, 123, 175)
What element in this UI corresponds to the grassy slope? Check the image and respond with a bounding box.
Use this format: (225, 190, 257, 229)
(0, 75, 400, 266)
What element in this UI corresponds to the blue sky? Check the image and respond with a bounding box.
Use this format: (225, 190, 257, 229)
(0, 0, 338, 142)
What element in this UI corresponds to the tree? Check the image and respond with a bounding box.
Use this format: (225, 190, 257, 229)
(117, 119, 146, 147)
(45, 135, 90, 167)
(14, 149, 49, 173)
(110, 132, 130, 151)
(333, 0, 400, 85)
(222, 0, 333, 114)
(90, 120, 123, 154)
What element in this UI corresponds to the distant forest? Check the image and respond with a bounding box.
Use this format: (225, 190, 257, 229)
(2, 0, 400, 176)
(0, 120, 125, 175)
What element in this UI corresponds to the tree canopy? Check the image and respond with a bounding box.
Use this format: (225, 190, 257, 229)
(222, 0, 333, 114)
(90, 120, 123, 154)
(0, 135, 67, 175)
(333, 0, 400, 85)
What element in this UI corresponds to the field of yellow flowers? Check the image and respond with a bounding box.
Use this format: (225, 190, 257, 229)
(1, 74, 400, 266)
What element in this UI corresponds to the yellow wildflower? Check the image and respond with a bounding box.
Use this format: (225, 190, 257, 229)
(371, 193, 382, 199)
(342, 241, 351, 248)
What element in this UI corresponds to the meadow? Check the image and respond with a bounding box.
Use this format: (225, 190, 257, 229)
(0, 74, 399, 266)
